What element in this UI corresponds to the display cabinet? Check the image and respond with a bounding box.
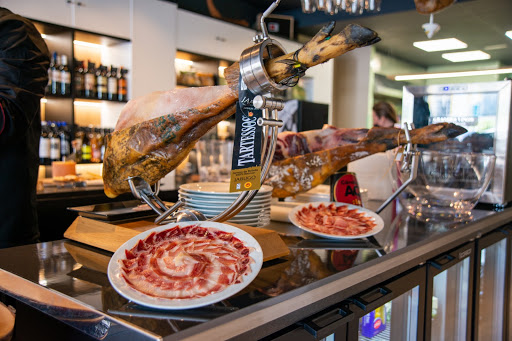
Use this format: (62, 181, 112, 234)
(425, 242, 475, 341)
(473, 227, 510, 341)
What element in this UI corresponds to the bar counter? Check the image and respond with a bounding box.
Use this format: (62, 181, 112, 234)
(1, 201, 511, 340)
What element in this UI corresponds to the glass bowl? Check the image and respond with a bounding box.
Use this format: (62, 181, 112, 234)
(390, 150, 496, 223)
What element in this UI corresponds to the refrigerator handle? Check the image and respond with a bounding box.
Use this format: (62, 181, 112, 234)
(351, 286, 392, 311)
(429, 253, 456, 270)
(301, 305, 354, 339)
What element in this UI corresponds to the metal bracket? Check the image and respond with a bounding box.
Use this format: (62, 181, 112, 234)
(375, 123, 421, 215)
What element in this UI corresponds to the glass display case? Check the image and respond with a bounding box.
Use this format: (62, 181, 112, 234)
(474, 229, 508, 340)
(425, 243, 474, 341)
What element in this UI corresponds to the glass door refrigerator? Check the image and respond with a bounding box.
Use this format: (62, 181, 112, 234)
(424, 242, 474, 341)
(346, 266, 427, 341)
(473, 228, 509, 341)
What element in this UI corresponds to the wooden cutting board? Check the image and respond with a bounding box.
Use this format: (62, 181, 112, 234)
(64, 216, 289, 262)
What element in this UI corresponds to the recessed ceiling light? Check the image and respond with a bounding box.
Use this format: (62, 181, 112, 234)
(442, 50, 491, 62)
(413, 38, 467, 52)
(395, 68, 512, 81)
(506, 30, 512, 39)
(484, 44, 507, 51)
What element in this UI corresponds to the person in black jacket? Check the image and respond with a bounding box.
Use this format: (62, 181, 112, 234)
(0, 7, 50, 248)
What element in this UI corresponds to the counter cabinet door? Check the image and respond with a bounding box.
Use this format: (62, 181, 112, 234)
(0, 0, 73, 27)
(425, 242, 474, 341)
(260, 302, 354, 341)
(73, 0, 131, 39)
(473, 228, 509, 341)
(176, 9, 255, 62)
(346, 266, 426, 341)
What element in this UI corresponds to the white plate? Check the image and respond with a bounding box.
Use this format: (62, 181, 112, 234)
(182, 199, 272, 208)
(178, 189, 272, 198)
(193, 208, 270, 216)
(180, 182, 273, 195)
(288, 202, 384, 240)
(108, 221, 263, 310)
(178, 192, 271, 203)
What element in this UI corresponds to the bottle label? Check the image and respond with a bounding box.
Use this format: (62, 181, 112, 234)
(330, 171, 362, 206)
(85, 74, 95, 90)
(61, 71, 71, 84)
(108, 78, 118, 94)
(50, 137, 61, 160)
(39, 138, 50, 158)
(52, 69, 61, 83)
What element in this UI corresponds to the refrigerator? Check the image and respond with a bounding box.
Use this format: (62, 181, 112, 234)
(278, 99, 329, 133)
(347, 266, 426, 341)
(473, 229, 509, 341)
(401, 80, 512, 205)
(424, 243, 474, 341)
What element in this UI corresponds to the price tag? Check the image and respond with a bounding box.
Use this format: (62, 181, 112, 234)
(229, 76, 263, 192)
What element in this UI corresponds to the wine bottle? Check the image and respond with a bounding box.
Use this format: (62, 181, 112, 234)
(96, 65, 107, 100)
(51, 53, 60, 95)
(84, 61, 96, 98)
(49, 121, 61, 163)
(118, 67, 128, 101)
(81, 127, 92, 163)
(59, 54, 71, 96)
(74, 61, 85, 97)
(59, 122, 71, 161)
(107, 66, 118, 101)
(39, 121, 51, 165)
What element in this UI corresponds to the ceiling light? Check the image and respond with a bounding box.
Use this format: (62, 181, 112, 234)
(506, 31, 512, 39)
(413, 38, 467, 52)
(73, 40, 103, 48)
(175, 58, 193, 65)
(442, 50, 490, 62)
(484, 44, 507, 51)
(394, 68, 512, 81)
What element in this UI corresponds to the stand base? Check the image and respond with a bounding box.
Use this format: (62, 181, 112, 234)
(64, 216, 289, 262)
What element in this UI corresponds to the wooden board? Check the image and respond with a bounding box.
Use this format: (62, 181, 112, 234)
(64, 216, 289, 262)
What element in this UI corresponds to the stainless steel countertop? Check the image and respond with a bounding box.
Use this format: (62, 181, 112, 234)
(0, 201, 510, 341)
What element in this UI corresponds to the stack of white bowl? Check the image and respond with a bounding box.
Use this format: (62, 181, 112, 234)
(179, 182, 272, 227)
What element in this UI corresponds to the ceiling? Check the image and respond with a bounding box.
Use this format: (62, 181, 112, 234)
(291, 0, 512, 68)
(172, 0, 512, 69)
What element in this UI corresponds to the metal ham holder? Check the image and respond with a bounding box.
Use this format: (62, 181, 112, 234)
(128, 0, 421, 233)
(128, 0, 288, 225)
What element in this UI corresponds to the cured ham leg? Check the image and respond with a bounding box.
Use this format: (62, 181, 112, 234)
(103, 22, 380, 198)
(267, 123, 467, 198)
(103, 88, 237, 198)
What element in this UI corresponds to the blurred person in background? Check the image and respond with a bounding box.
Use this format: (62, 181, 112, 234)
(372, 101, 398, 128)
(0, 7, 50, 248)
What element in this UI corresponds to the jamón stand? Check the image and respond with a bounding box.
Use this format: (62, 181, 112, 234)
(128, 0, 288, 224)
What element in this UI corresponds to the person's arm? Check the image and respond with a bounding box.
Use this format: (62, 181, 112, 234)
(0, 7, 50, 143)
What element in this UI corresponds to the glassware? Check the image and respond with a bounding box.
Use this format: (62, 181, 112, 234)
(391, 150, 496, 223)
(196, 140, 233, 182)
(301, 0, 317, 13)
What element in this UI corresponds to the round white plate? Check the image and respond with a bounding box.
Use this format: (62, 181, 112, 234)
(178, 191, 272, 202)
(108, 221, 263, 310)
(288, 202, 384, 240)
(180, 182, 273, 195)
(202, 206, 270, 214)
(194, 209, 270, 219)
(178, 189, 272, 198)
(181, 198, 272, 208)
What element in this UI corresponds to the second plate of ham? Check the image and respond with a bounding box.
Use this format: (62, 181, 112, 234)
(289, 202, 384, 240)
